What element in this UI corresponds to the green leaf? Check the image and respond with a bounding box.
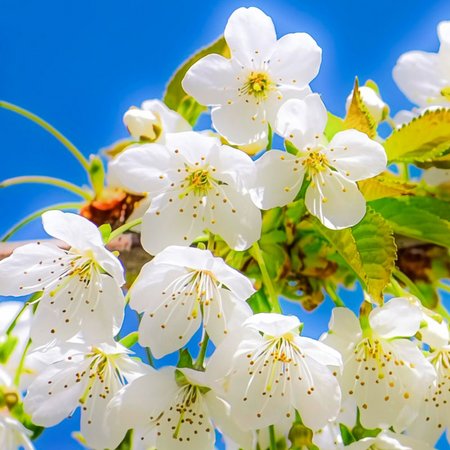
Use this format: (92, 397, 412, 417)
(384, 108, 450, 163)
(358, 172, 416, 201)
(370, 196, 450, 248)
(314, 208, 397, 303)
(324, 112, 345, 141)
(98, 223, 112, 243)
(163, 36, 230, 126)
(343, 78, 377, 138)
(248, 289, 271, 314)
(0, 335, 18, 364)
(118, 331, 138, 349)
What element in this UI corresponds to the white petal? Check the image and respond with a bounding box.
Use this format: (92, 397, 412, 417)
(140, 194, 205, 255)
(322, 307, 362, 359)
(205, 288, 252, 346)
(393, 50, 441, 106)
(109, 143, 173, 194)
(152, 246, 214, 271)
(244, 313, 300, 337)
(211, 101, 267, 146)
(275, 95, 327, 149)
(165, 131, 219, 163)
(369, 297, 422, 339)
(0, 243, 66, 296)
(182, 54, 241, 106)
(204, 391, 255, 450)
(92, 244, 125, 286)
(208, 186, 262, 251)
(42, 211, 103, 250)
(252, 149, 305, 209)
(210, 258, 255, 300)
(23, 359, 90, 426)
(269, 33, 321, 87)
(327, 130, 387, 181)
(296, 336, 342, 368)
(290, 355, 342, 430)
(224, 7, 277, 66)
(123, 107, 158, 140)
(141, 99, 191, 134)
(305, 170, 366, 229)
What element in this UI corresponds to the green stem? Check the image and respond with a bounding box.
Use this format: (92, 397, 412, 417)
(390, 277, 405, 297)
(393, 268, 423, 300)
(6, 302, 30, 336)
(250, 242, 281, 313)
(269, 425, 277, 450)
(145, 347, 155, 368)
(1, 202, 84, 242)
(194, 334, 209, 370)
(324, 283, 345, 307)
(107, 218, 142, 242)
(437, 281, 450, 294)
(0, 101, 90, 171)
(13, 338, 31, 386)
(436, 304, 450, 322)
(1, 176, 92, 201)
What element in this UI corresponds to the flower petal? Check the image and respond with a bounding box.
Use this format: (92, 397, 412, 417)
(109, 143, 173, 194)
(269, 33, 321, 87)
(224, 7, 277, 66)
(141, 99, 191, 134)
(393, 50, 441, 106)
(275, 94, 327, 149)
(296, 336, 342, 368)
(42, 211, 103, 250)
(182, 54, 241, 106)
(305, 170, 366, 229)
(252, 149, 305, 209)
(369, 297, 422, 339)
(244, 313, 300, 337)
(327, 130, 387, 182)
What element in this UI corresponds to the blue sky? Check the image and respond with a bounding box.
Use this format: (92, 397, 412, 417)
(1, 0, 449, 448)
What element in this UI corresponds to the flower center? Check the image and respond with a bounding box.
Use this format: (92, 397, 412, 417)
(302, 150, 329, 175)
(241, 72, 274, 100)
(183, 167, 214, 197)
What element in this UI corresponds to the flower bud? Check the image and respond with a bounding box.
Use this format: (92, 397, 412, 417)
(123, 107, 161, 141)
(346, 85, 388, 123)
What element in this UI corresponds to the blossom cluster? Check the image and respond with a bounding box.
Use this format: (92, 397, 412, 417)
(0, 6, 449, 450)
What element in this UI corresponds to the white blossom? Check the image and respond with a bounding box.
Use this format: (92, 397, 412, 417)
(130, 245, 254, 358)
(345, 431, 435, 450)
(123, 99, 191, 142)
(252, 94, 387, 229)
(0, 211, 125, 345)
(23, 340, 148, 450)
(322, 298, 436, 431)
(110, 131, 262, 254)
(208, 313, 343, 431)
(393, 21, 450, 108)
(182, 7, 321, 146)
(107, 366, 253, 450)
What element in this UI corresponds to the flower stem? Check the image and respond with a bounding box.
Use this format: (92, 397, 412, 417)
(250, 242, 281, 313)
(107, 218, 142, 242)
(1, 175, 93, 201)
(393, 268, 424, 300)
(1, 202, 84, 242)
(324, 283, 345, 307)
(0, 101, 90, 171)
(145, 347, 155, 368)
(269, 425, 277, 450)
(6, 302, 30, 336)
(194, 334, 209, 370)
(13, 338, 31, 387)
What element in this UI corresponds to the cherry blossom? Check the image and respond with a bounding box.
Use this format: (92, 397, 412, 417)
(208, 313, 343, 431)
(0, 211, 125, 345)
(110, 131, 262, 254)
(345, 431, 434, 450)
(107, 366, 253, 450)
(182, 7, 321, 146)
(0, 413, 34, 450)
(322, 298, 436, 431)
(123, 99, 191, 142)
(393, 21, 450, 108)
(252, 94, 387, 229)
(130, 245, 254, 358)
(23, 340, 148, 450)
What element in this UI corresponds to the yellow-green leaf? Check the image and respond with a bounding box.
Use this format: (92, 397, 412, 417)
(163, 36, 230, 126)
(358, 172, 416, 201)
(343, 78, 377, 138)
(384, 108, 450, 163)
(314, 208, 396, 303)
(324, 112, 345, 141)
